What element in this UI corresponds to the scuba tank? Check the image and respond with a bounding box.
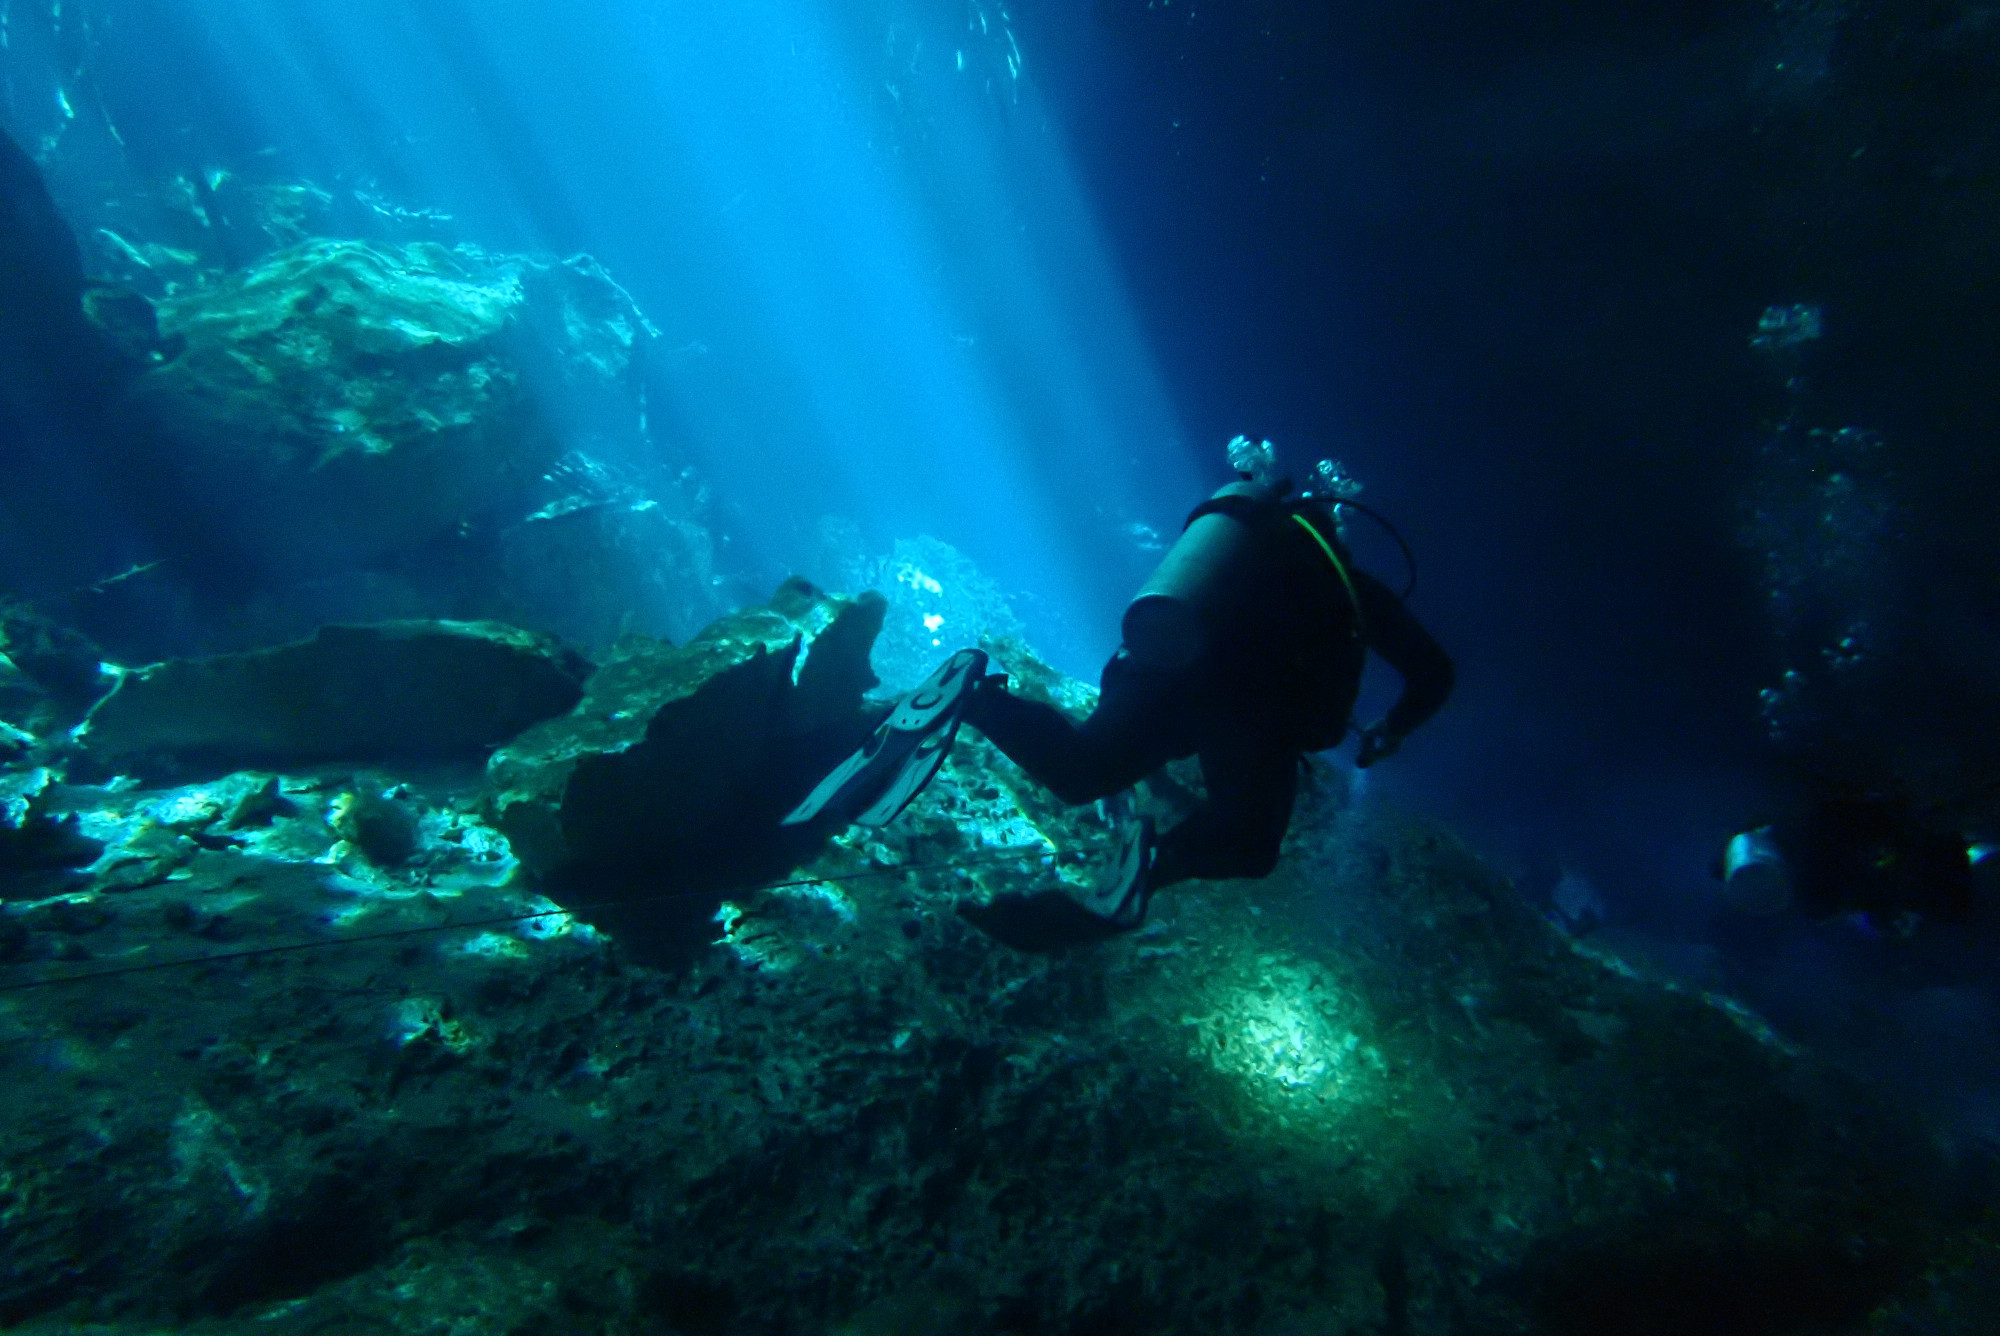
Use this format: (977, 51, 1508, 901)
(1121, 479, 1309, 672)
(1122, 447, 1411, 675)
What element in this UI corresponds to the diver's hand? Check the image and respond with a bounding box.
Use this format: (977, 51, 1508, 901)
(1355, 723, 1403, 768)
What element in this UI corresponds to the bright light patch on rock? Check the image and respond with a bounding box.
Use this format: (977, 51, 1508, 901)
(1185, 957, 1384, 1109)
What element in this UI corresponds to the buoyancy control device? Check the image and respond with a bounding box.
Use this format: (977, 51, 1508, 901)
(1121, 480, 1364, 672)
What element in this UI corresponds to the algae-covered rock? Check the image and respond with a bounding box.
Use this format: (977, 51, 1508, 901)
(0, 601, 1981, 1335)
(120, 238, 655, 577)
(80, 621, 590, 781)
(327, 786, 421, 867)
(485, 578, 886, 956)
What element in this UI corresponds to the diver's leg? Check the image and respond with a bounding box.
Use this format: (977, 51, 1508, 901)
(953, 659, 1198, 951)
(1152, 728, 1299, 888)
(964, 653, 1191, 805)
(955, 721, 1292, 952)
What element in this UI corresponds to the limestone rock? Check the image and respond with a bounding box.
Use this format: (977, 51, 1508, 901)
(121, 239, 543, 574)
(80, 621, 590, 781)
(484, 578, 886, 957)
(0, 599, 115, 720)
(0, 125, 118, 402)
(119, 238, 660, 579)
(0, 768, 101, 875)
(495, 451, 728, 652)
(0, 129, 177, 602)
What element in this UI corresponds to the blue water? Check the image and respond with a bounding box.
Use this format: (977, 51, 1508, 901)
(7, 0, 1206, 673)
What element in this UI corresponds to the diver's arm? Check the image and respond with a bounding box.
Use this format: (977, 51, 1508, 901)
(1356, 570, 1454, 739)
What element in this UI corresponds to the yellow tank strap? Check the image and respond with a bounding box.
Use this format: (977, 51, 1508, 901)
(1291, 512, 1366, 640)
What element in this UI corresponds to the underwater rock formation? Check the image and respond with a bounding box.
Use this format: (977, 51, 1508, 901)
(79, 620, 590, 782)
(0, 599, 115, 725)
(825, 531, 1027, 692)
(0, 694, 1966, 1332)
(486, 577, 887, 959)
(495, 449, 728, 651)
(0, 125, 114, 405)
(77, 232, 733, 657)
(0, 127, 171, 600)
(6, 127, 726, 658)
(0, 766, 101, 880)
(120, 239, 578, 576)
(0, 589, 1979, 1333)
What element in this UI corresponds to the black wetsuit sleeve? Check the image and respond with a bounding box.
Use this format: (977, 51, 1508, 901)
(1356, 570, 1454, 737)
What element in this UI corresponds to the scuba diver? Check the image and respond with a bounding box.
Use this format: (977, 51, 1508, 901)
(787, 440, 1455, 950)
(1718, 792, 1986, 934)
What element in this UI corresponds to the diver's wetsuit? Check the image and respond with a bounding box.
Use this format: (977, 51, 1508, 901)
(962, 497, 1453, 888)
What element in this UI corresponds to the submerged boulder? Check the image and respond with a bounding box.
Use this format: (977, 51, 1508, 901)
(0, 766, 102, 878)
(118, 238, 661, 580)
(79, 621, 590, 781)
(123, 239, 548, 574)
(485, 578, 887, 958)
(0, 599, 116, 723)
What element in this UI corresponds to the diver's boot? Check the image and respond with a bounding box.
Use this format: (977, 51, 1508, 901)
(958, 817, 1159, 951)
(782, 648, 989, 829)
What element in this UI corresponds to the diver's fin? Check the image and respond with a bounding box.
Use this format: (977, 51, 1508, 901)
(782, 728, 893, 827)
(957, 817, 1158, 951)
(781, 648, 988, 828)
(881, 647, 987, 732)
(852, 717, 962, 827)
(1091, 815, 1159, 927)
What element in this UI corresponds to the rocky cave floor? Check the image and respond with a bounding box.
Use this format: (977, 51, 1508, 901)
(2, 606, 1999, 1336)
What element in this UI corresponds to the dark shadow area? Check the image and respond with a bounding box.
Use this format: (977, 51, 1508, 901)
(1513, 1221, 1923, 1336)
(187, 1183, 391, 1317)
(537, 590, 890, 968)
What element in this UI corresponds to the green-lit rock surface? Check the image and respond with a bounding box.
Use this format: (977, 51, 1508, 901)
(0, 615, 1982, 1334)
(79, 621, 590, 782)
